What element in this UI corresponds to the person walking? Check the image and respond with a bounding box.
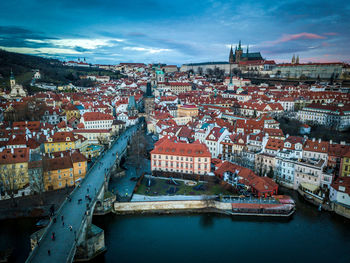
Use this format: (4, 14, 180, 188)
(61, 215, 64, 221)
(48, 249, 51, 256)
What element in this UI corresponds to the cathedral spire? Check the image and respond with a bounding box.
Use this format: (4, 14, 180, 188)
(292, 54, 295, 64)
(238, 40, 242, 50)
(229, 45, 234, 64)
(296, 55, 299, 64)
(246, 44, 249, 54)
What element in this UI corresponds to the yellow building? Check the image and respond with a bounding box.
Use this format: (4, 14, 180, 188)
(44, 132, 87, 153)
(43, 152, 87, 191)
(340, 150, 350, 177)
(177, 104, 198, 117)
(63, 104, 81, 120)
(0, 148, 29, 191)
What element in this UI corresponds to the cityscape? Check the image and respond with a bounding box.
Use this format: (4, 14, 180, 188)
(0, 0, 350, 262)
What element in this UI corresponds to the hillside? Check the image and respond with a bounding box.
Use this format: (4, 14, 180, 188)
(0, 49, 123, 91)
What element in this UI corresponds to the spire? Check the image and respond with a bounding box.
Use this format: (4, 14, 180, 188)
(10, 69, 14, 80)
(246, 44, 249, 54)
(145, 82, 153, 97)
(296, 55, 299, 64)
(292, 54, 295, 64)
(229, 45, 234, 64)
(10, 69, 15, 88)
(238, 40, 242, 50)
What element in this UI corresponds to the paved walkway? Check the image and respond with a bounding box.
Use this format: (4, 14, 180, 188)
(26, 124, 140, 263)
(110, 158, 151, 198)
(131, 194, 217, 202)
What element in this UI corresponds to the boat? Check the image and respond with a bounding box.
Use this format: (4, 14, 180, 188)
(223, 195, 296, 217)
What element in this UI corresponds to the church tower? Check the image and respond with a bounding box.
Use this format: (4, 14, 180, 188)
(292, 54, 295, 64)
(10, 70, 16, 89)
(235, 40, 243, 63)
(127, 96, 138, 117)
(296, 55, 300, 64)
(229, 45, 234, 64)
(144, 82, 155, 120)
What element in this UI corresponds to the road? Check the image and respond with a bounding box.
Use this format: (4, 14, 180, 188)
(26, 124, 140, 263)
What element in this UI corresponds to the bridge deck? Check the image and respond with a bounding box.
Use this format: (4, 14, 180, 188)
(26, 124, 139, 263)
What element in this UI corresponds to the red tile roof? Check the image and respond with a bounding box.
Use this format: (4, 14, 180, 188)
(151, 139, 211, 158)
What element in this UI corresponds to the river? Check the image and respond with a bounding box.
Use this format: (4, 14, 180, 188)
(1, 189, 350, 263)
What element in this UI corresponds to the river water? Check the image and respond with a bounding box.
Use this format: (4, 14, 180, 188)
(1, 189, 350, 263)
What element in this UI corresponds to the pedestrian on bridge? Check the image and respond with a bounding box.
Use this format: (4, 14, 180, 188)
(61, 215, 64, 221)
(69, 225, 73, 231)
(48, 249, 51, 256)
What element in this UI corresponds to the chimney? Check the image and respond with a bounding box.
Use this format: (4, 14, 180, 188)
(318, 138, 321, 143)
(61, 152, 63, 157)
(329, 140, 332, 144)
(11, 148, 14, 154)
(340, 141, 346, 145)
(312, 138, 315, 142)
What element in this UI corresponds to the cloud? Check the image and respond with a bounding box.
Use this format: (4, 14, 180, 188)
(266, 32, 326, 46)
(324, 32, 338, 36)
(0, 46, 82, 55)
(42, 38, 124, 50)
(123, 46, 171, 54)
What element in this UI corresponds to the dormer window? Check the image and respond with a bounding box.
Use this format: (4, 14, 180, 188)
(66, 137, 71, 141)
(48, 138, 53, 142)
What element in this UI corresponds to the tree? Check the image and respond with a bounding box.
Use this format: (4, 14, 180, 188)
(97, 134, 110, 150)
(0, 165, 26, 207)
(127, 128, 148, 176)
(28, 161, 45, 205)
(206, 68, 213, 77)
(267, 166, 274, 178)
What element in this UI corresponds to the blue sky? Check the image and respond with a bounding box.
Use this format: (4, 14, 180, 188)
(0, 0, 349, 65)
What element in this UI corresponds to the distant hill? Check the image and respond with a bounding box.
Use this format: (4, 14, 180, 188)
(0, 49, 123, 91)
(0, 49, 61, 79)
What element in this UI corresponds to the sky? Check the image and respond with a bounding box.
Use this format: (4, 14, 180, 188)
(0, 0, 349, 65)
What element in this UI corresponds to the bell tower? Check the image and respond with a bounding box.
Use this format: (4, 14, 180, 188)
(10, 69, 16, 89)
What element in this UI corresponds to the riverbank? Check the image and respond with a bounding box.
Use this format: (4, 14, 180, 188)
(113, 197, 295, 217)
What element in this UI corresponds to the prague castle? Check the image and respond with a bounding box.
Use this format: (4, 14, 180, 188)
(180, 40, 264, 74)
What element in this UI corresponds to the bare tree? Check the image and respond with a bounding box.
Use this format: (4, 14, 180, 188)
(0, 166, 26, 207)
(28, 161, 45, 205)
(127, 129, 148, 176)
(97, 134, 110, 150)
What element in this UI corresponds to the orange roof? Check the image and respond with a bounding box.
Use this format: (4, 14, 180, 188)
(83, 112, 114, 121)
(0, 148, 29, 164)
(151, 139, 211, 158)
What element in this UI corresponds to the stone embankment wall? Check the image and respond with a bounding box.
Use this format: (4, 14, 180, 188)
(114, 200, 231, 214)
(333, 203, 350, 219)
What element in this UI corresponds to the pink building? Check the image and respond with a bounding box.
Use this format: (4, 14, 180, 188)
(151, 139, 211, 175)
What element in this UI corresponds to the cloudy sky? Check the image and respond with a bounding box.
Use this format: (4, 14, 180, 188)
(0, 0, 349, 65)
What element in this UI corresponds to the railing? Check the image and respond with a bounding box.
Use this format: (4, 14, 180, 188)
(26, 123, 141, 263)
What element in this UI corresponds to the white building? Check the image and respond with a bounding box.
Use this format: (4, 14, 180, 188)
(81, 112, 114, 129)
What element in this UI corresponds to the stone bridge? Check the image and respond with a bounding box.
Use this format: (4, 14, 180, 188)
(26, 122, 142, 262)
